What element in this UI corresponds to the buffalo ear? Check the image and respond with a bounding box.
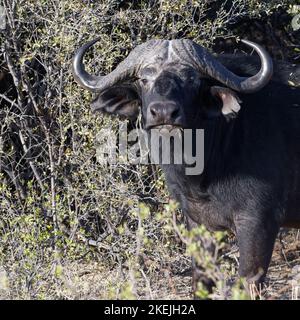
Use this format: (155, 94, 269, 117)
(210, 86, 242, 118)
(91, 85, 140, 119)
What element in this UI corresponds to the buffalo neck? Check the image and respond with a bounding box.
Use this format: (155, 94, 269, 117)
(160, 115, 241, 197)
(201, 116, 239, 182)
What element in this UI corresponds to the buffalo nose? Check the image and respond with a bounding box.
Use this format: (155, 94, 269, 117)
(148, 102, 181, 124)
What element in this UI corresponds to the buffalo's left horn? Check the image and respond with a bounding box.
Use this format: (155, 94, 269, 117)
(177, 39, 273, 93)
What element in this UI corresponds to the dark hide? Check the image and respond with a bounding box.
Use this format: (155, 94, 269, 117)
(91, 55, 300, 291)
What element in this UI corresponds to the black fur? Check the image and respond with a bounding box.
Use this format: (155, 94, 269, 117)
(92, 55, 300, 289)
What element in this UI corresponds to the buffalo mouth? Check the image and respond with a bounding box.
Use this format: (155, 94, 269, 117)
(146, 124, 183, 131)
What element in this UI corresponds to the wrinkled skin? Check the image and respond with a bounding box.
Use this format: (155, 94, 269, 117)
(89, 52, 300, 294)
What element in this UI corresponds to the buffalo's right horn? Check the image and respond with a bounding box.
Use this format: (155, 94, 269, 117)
(72, 38, 162, 92)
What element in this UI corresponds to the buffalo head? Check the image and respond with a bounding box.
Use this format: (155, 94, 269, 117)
(72, 39, 273, 129)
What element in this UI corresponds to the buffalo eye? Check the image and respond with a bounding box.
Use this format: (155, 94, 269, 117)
(140, 78, 148, 85)
(181, 69, 197, 84)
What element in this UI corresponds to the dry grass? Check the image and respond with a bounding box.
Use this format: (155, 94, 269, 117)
(1, 229, 298, 300)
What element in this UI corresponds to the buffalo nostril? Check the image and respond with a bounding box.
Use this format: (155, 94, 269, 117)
(171, 108, 180, 119)
(150, 108, 157, 117)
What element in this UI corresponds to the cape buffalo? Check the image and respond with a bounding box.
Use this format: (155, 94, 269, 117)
(72, 38, 300, 294)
